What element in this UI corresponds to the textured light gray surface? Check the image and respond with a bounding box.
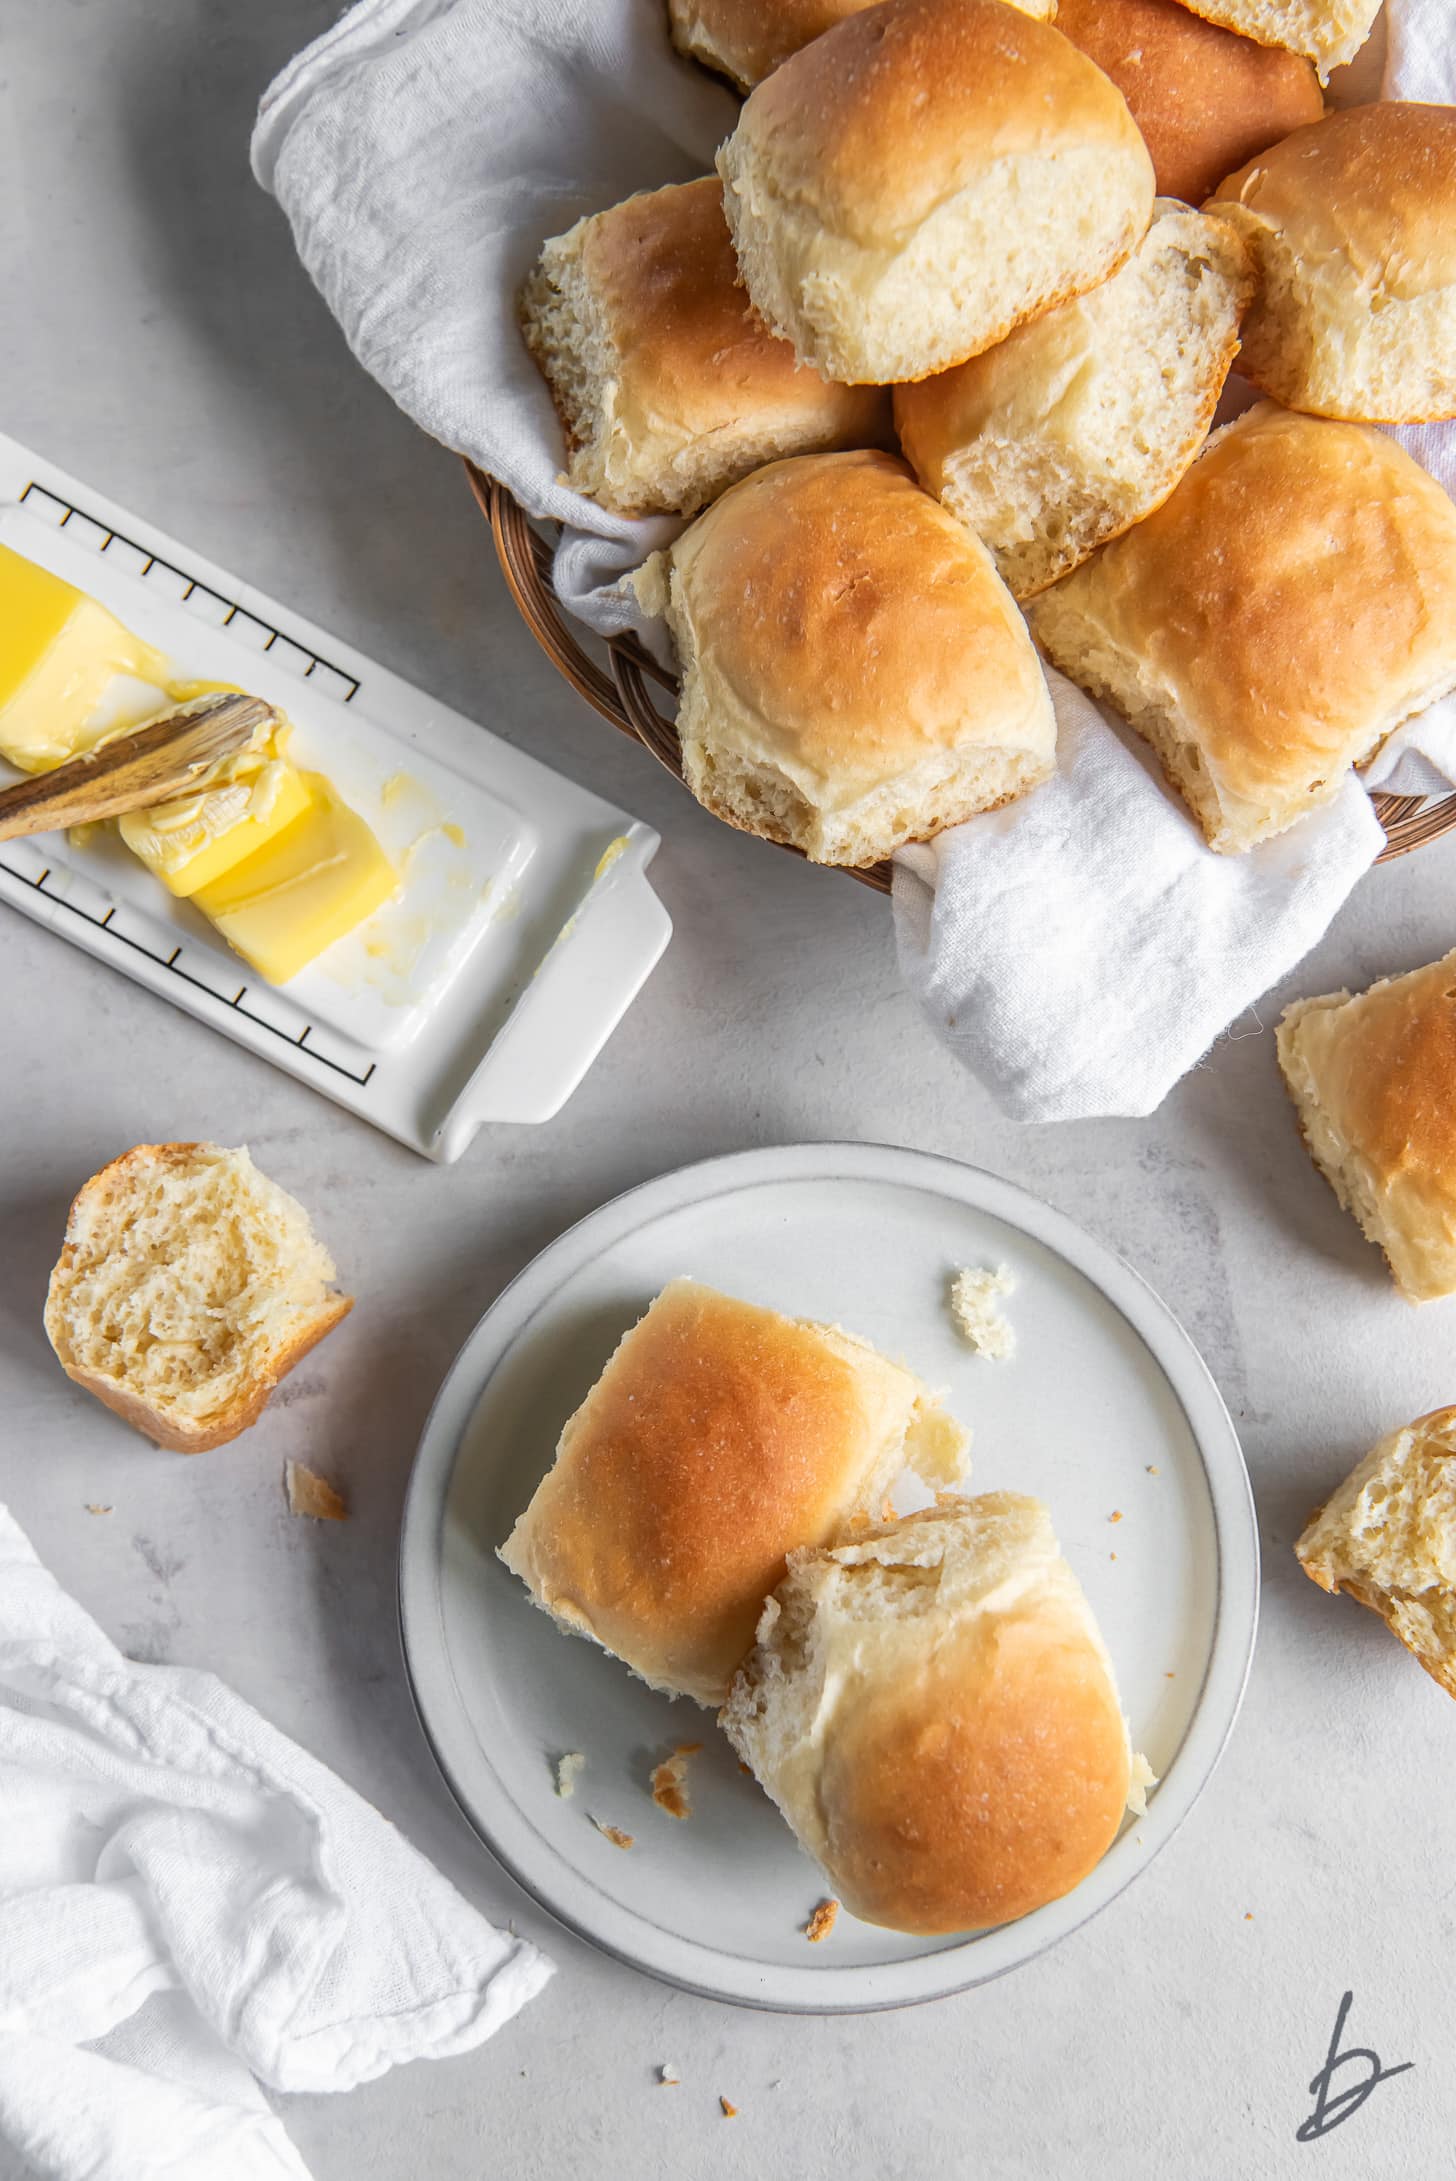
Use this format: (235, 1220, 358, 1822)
(3, 4, 1453, 2174)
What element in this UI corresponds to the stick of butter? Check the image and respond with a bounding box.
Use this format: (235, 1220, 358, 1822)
(0, 544, 170, 771)
(192, 775, 398, 985)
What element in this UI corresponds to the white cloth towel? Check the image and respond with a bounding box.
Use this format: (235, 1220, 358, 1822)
(253, 0, 1456, 1119)
(0, 1507, 552, 2181)
(251, 0, 734, 636)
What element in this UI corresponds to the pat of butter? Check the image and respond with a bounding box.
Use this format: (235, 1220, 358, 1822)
(0, 544, 170, 772)
(193, 774, 398, 985)
(119, 737, 313, 898)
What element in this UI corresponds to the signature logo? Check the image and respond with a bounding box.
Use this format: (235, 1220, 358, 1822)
(1296, 1991, 1413, 2142)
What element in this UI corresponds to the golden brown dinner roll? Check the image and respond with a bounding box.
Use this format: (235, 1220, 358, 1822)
(1175, 0, 1379, 78)
(896, 202, 1253, 599)
(1029, 405, 1456, 852)
(43, 1143, 351, 1453)
(667, 0, 1054, 92)
(716, 0, 1155, 385)
(1277, 953, 1456, 1302)
(1053, 0, 1323, 204)
(1208, 105, 1456, 425)
(498, 1279, 970, 1707)
(723, 1497, 1139, 1934)
(518, 179, 888, 518)
(634, 449, 1057, 866)
(1297, 1408, 1456, 1695)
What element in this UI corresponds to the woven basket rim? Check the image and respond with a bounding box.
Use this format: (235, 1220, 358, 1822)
(468, 462, 1456, 878)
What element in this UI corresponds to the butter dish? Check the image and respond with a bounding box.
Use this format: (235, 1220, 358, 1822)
(0, 433, 670, 1160)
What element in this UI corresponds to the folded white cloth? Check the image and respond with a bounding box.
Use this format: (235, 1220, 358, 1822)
(251, 0, 732, 637)
(0, 1508, 552, 2181)
(894, 673, 1388, 1122)
(253, 0, 1456, 1120)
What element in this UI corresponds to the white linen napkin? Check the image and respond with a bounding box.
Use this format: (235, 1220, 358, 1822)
(253, 0, 1456, 1119)
(0, 1507, 552, 2181)
(251, 0, 734, 637)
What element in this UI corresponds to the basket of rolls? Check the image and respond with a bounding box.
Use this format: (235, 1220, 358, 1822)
(483, 0, 1456, 893)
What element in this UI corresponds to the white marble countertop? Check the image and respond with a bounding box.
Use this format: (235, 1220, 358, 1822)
(4, 6, 1453, 2175)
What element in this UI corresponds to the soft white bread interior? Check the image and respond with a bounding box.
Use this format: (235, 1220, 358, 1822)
(1029, 404, 1456, 852)
(1176, 0, 1380, 79)
(722, 1495, 1136, 1934)
(519, 178, 888, 518)
(1053, 0, 1323, 206)
(634, 448, 1056, 867)
(1276, 953, 1456, 1303)
(1208, 104, 1456, 426)
(716, 0, 1155, 385)
(498, 1279, 970, 1708)
(1297, 1407, 1456, 1697)
(43, 1142, 351, 1453)
(896, 202, 1253, 600)
(668, 0, 1054, 91)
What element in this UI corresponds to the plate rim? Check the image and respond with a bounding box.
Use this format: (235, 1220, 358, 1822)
(398, 1140, 1260, 2013)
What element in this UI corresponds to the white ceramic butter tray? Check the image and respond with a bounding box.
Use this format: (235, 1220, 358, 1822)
(0, 433, 671, 1160)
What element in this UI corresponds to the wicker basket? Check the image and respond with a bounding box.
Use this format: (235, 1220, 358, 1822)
(468, 462, 1456, 878)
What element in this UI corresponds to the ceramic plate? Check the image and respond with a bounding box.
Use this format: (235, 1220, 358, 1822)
(399, 1143, 1258, 2011)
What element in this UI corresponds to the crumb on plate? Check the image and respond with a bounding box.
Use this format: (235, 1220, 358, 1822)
(804, 1898, 839, 1943)
(84, 1503, 113, 1515)
(651, 1746, 696, 1820)
(948, 1265, 1017, 1360)
(285, 1461, 347, 1521)
(1127, 1752, 1157, 1817)
(554, 1751, 585, 1799)
(592, 1817, 634, 1850)
(658, 2063, 679, 2087)
(720, 2097, 738, 2119)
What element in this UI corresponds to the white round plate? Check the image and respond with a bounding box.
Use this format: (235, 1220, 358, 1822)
(399, 1143, 1258, 2012)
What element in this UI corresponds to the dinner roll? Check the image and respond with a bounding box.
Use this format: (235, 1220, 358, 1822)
(43, 1143, 351, 1453)
(1297, 1408, 1456, 1696)
(519, 179, 888, 518)
(1053, 0, 1323, 204)
(1176, 0, 1379, 78)
(668, 0, 1053, 92)
(896, 202, 1253, 600)
(1208, 105, 1456, 424)
(722, 1497, 1139, 1934)
(1029, 405, 1456, 852)
(1277, 952, 1456, 1303)
(716, 0, 1155, 384)
(634, 450, 1057, 866)
(498, 1279, 970, 1707)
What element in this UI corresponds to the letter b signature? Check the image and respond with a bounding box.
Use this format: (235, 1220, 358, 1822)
(1297, 1990, 1413, 2142)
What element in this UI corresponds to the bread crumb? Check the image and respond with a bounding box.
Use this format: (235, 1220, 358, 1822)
(591, 1817, 634, 1850)
(1109, 1510, 1123, 1524)
(1244, 1912, 1254, 1922)
(554, 1752, 585, 1799)
(1127, 1752, 1157, 1817)
(720, 2097, 738, 2119)
(1146, 1464, 1160, 1476)
(651, 1746, 697, 1820)
(949, 1266, 1017, 1360)
(1110, 1552, 1117, 1561)
(84, 1503, 113, 1515)
(1165, 1670, 1176, 1679)
(658, 2063, 679, 2087)
(804, 1898, 839, 1942)
(285, 1461, 347, 1521)
(738, 1760, 753, 1776)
